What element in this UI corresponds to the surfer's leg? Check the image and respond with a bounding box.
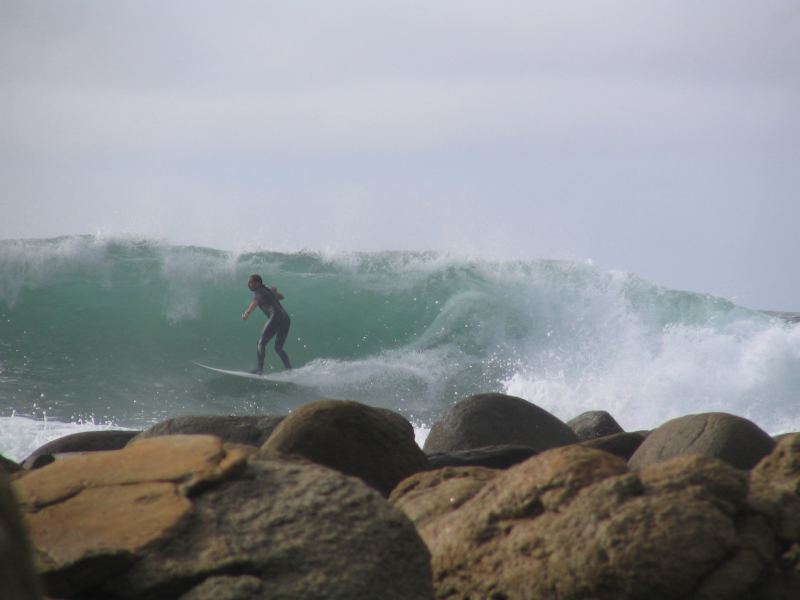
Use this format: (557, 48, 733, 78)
(274, 316, 292, 369)
(255, 319, 278, 374)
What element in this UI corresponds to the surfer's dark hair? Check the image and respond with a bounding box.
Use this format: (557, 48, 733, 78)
(249, 274, 263, 285)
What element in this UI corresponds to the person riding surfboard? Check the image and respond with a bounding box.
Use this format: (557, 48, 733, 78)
(242, 274, 292, 374)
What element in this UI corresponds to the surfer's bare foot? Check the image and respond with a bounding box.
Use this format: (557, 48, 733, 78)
(250, 368, 263, 375)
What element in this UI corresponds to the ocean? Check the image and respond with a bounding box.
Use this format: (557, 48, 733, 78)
(1, 235, 798, 462)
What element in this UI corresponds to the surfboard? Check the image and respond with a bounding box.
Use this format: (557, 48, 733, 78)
(193, 362, 288, 382)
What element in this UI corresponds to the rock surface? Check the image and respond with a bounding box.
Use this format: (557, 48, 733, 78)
(263, 399, 429, 496)
(13, 434, 434, 600)
(423, 393, 579, 453)
(629, 412, 775, 470)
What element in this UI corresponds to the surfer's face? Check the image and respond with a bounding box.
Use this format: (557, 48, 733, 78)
(247, 277, 259, 291)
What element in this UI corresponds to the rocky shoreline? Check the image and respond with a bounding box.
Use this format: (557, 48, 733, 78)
(2, 394, 799, 599)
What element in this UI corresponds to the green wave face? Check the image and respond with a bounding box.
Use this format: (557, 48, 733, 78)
(1, 235, 798, 435)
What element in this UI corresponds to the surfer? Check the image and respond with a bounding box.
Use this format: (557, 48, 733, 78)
(242, 274, 292, 374)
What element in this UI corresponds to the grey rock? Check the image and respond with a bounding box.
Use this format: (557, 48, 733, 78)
(568, 410, 624, 441)
(423, 393, 578, 453)
(628, 412, 775, 471)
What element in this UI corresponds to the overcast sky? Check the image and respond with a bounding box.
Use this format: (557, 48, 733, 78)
(2, 1, 799, 310)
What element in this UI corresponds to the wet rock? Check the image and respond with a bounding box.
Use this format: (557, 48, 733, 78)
(263, 399, 429, 496)
(423, 393, 578, 453)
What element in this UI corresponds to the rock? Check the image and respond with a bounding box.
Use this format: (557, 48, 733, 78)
(0, 472, 43, 600)
(389, 466, 498, 531)
(22, 430, 140, 470)
(14, 435, 434, 600)
(748, 434, 800, 599)
(397, 444, 790, 599)
(263, 399, 429, 496)
(579, 430, 647, 461)
(422, 393, 579, 453)
(179, 575, 264, 600)
(1, 453, 23, 474)
(567, 410, 624, 440)
(628, 412, 775, 471)
(425, 445, 538, 470)
(131, 415, 285, 447)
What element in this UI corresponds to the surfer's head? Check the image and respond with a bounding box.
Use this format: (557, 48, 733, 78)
(248, 274, 263, 290)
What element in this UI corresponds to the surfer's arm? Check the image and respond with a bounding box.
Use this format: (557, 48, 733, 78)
(242, 299, 258, 320)
(271, 286, 285, 300)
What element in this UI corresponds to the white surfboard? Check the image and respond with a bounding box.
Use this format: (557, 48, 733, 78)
(193, 362, 289, 382)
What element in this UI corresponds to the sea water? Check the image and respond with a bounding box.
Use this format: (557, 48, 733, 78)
(1, 235, 798, 461)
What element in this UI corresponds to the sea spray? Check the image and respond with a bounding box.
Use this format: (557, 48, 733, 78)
(1, 235, 798, 460)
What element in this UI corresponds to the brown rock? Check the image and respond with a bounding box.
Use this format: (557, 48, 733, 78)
(13, 435, 245, 596)
(14, 435, 433, 600)
(263, 399, 429, 496)
(399, 444, 789, 599)
(390, 466, 498, 530)
(14, 434, 244, 510)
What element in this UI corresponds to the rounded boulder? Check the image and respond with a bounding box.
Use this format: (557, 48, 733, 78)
(423, 393, 578, 453)
(263, 399, 429, 496)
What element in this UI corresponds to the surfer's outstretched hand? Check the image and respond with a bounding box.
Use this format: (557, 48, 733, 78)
(242, 312, 249, 321)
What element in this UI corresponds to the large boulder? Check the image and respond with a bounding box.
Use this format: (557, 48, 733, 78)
(568, 410, 624, 440)
(0, 473, 43, 600)
(629, 412, 775, 471)
(13, 435, 433, 600)
(423, 393, 578, 453)
(132, 415, 285, 447)
(395, 444, 795, 599)
(262, 399, 429, 496)
(22, 430, 140, 470)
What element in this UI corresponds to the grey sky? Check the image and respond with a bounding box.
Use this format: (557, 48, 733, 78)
(2, 1, 799, 309)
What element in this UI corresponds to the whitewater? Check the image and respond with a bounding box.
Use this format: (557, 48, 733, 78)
(1, 235, 798, 462)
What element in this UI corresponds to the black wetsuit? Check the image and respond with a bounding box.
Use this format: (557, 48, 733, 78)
(253, 285, 291, 372)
